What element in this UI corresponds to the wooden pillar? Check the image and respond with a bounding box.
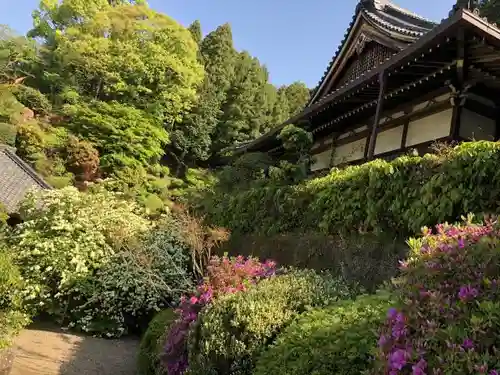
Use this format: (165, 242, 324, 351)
(367, 70, 388, 160)
(450, 27, 466, 140)
(328, 132, 341, 168)
(400, 118, 410, 150)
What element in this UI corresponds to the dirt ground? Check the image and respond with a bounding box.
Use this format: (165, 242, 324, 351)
(10, 322, 140, 375)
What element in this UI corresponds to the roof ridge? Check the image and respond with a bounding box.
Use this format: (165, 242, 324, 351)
(381, 0, 437, 23)
(307, 0, 434, 106)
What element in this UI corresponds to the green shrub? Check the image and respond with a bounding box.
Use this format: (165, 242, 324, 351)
(65, 223, 194, 337)
(253, 291, 394, 375)
(0, 122, 16, 146)
(199, 141, 500, 236)
(8, 187, 195, 337)
(221, 231, 407, 292)
(137, 309, 177, 375)
(186, 270, 359, 375)
(12, 85, 52, 116)
(0, 247, 30, 349)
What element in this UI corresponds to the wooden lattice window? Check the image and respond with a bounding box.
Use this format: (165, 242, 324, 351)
(335, 42, 394, 89)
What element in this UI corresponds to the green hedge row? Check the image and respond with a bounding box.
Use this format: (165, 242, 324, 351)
(200, 141, 500, 236)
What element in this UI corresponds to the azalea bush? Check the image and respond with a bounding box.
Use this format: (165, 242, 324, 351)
(162, 255, 276, 375)
(254, 291, 394, 375)
(7, 186, 193, 337)
(186, 269, 359, 375)
(374, 216, 500, 374)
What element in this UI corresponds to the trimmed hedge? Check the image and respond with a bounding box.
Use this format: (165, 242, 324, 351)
(199, 141, 500, 236)
(186, 270, 359, 375)
(253, 291, 394, 375)
(137, 309, 177, 375)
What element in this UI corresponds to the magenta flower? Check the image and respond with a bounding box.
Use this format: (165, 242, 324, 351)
(389, 349, 410, 370)
(462, 338, 474, 350)
(458, 285, 479, 302)
(412, 358, 427, 375)
(387, 307, 398, 319)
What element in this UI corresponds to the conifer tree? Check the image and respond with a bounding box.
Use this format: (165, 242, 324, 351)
(188, 20, 203, 46)
(169, 23, 236, 172)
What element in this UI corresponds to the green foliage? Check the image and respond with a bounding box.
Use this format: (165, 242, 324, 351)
(0, 245, 30, 349)
(7, 186, 153, 335)
(0, 204, 7, 228)
(0, 25, 36, 83)
(0, 84, 25, 124)
(216, 153, 274, 192)
(62, 100, 168, 174)
(186, 270, 358, 375)
(253, 291, 394, 375)
(479, 0, 500, 23)
(12, 85, 51, 116)
(188, 20, 202, 46)
(169, 23, 235, 170)
(221, 231, 407, 292)
(278, 82, 309, 117)
(138, 309, 177, 375)
(0, 122, 16, 146)
(278, 124, 312, 157)
(200, 141, 500, 236)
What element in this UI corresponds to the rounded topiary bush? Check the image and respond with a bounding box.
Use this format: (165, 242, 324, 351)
(253, 291, 394, 375)
(374, 217, 500, 374)
(186, 269, 359, 375)
(137, 309, 177, 375)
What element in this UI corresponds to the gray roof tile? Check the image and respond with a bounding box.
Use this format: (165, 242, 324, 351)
(0, 144, 51, 213)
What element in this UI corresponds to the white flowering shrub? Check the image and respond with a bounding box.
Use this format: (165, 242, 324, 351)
(7, 187, 193, 337)
(67, 223, 194, 337)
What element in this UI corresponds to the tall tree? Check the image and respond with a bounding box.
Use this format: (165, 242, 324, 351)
(28, 0, 204, 175)
(0, 26, 37, 83)
(168, 23, 235, 173)
(188, 20, 202, 46)
(214, 51, 270, 150)
(283, 82, 310, 117)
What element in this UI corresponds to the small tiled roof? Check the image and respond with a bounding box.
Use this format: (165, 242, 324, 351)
(0, 144, 51, 213)
(308, 0, 437, 105)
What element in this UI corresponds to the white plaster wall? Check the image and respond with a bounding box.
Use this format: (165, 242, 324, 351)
(311, 148, 332, 171)
(374, 125, 404, 155)
(459, 109, 496, 141)
(406, 108, 452, 147)
(332, 137, 367, 165)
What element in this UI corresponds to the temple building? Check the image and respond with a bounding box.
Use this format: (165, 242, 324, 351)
(232, 0, 500, 172)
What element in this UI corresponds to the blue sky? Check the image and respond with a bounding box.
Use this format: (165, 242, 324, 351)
(1, 0, 456, 87)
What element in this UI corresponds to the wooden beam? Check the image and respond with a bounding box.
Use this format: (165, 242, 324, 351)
(367, 71, 388, 159)
(450, 27, 467, 139)
(400, 119, 410, 149)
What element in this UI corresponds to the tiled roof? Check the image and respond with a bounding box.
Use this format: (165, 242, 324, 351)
(0, 144, 51, 213)
(308, 0, 437, 105)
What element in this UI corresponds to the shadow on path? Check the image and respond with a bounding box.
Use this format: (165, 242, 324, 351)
(11, 321, 140, 375)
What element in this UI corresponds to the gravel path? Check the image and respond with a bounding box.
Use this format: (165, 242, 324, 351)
(10, 322, 140, 375)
